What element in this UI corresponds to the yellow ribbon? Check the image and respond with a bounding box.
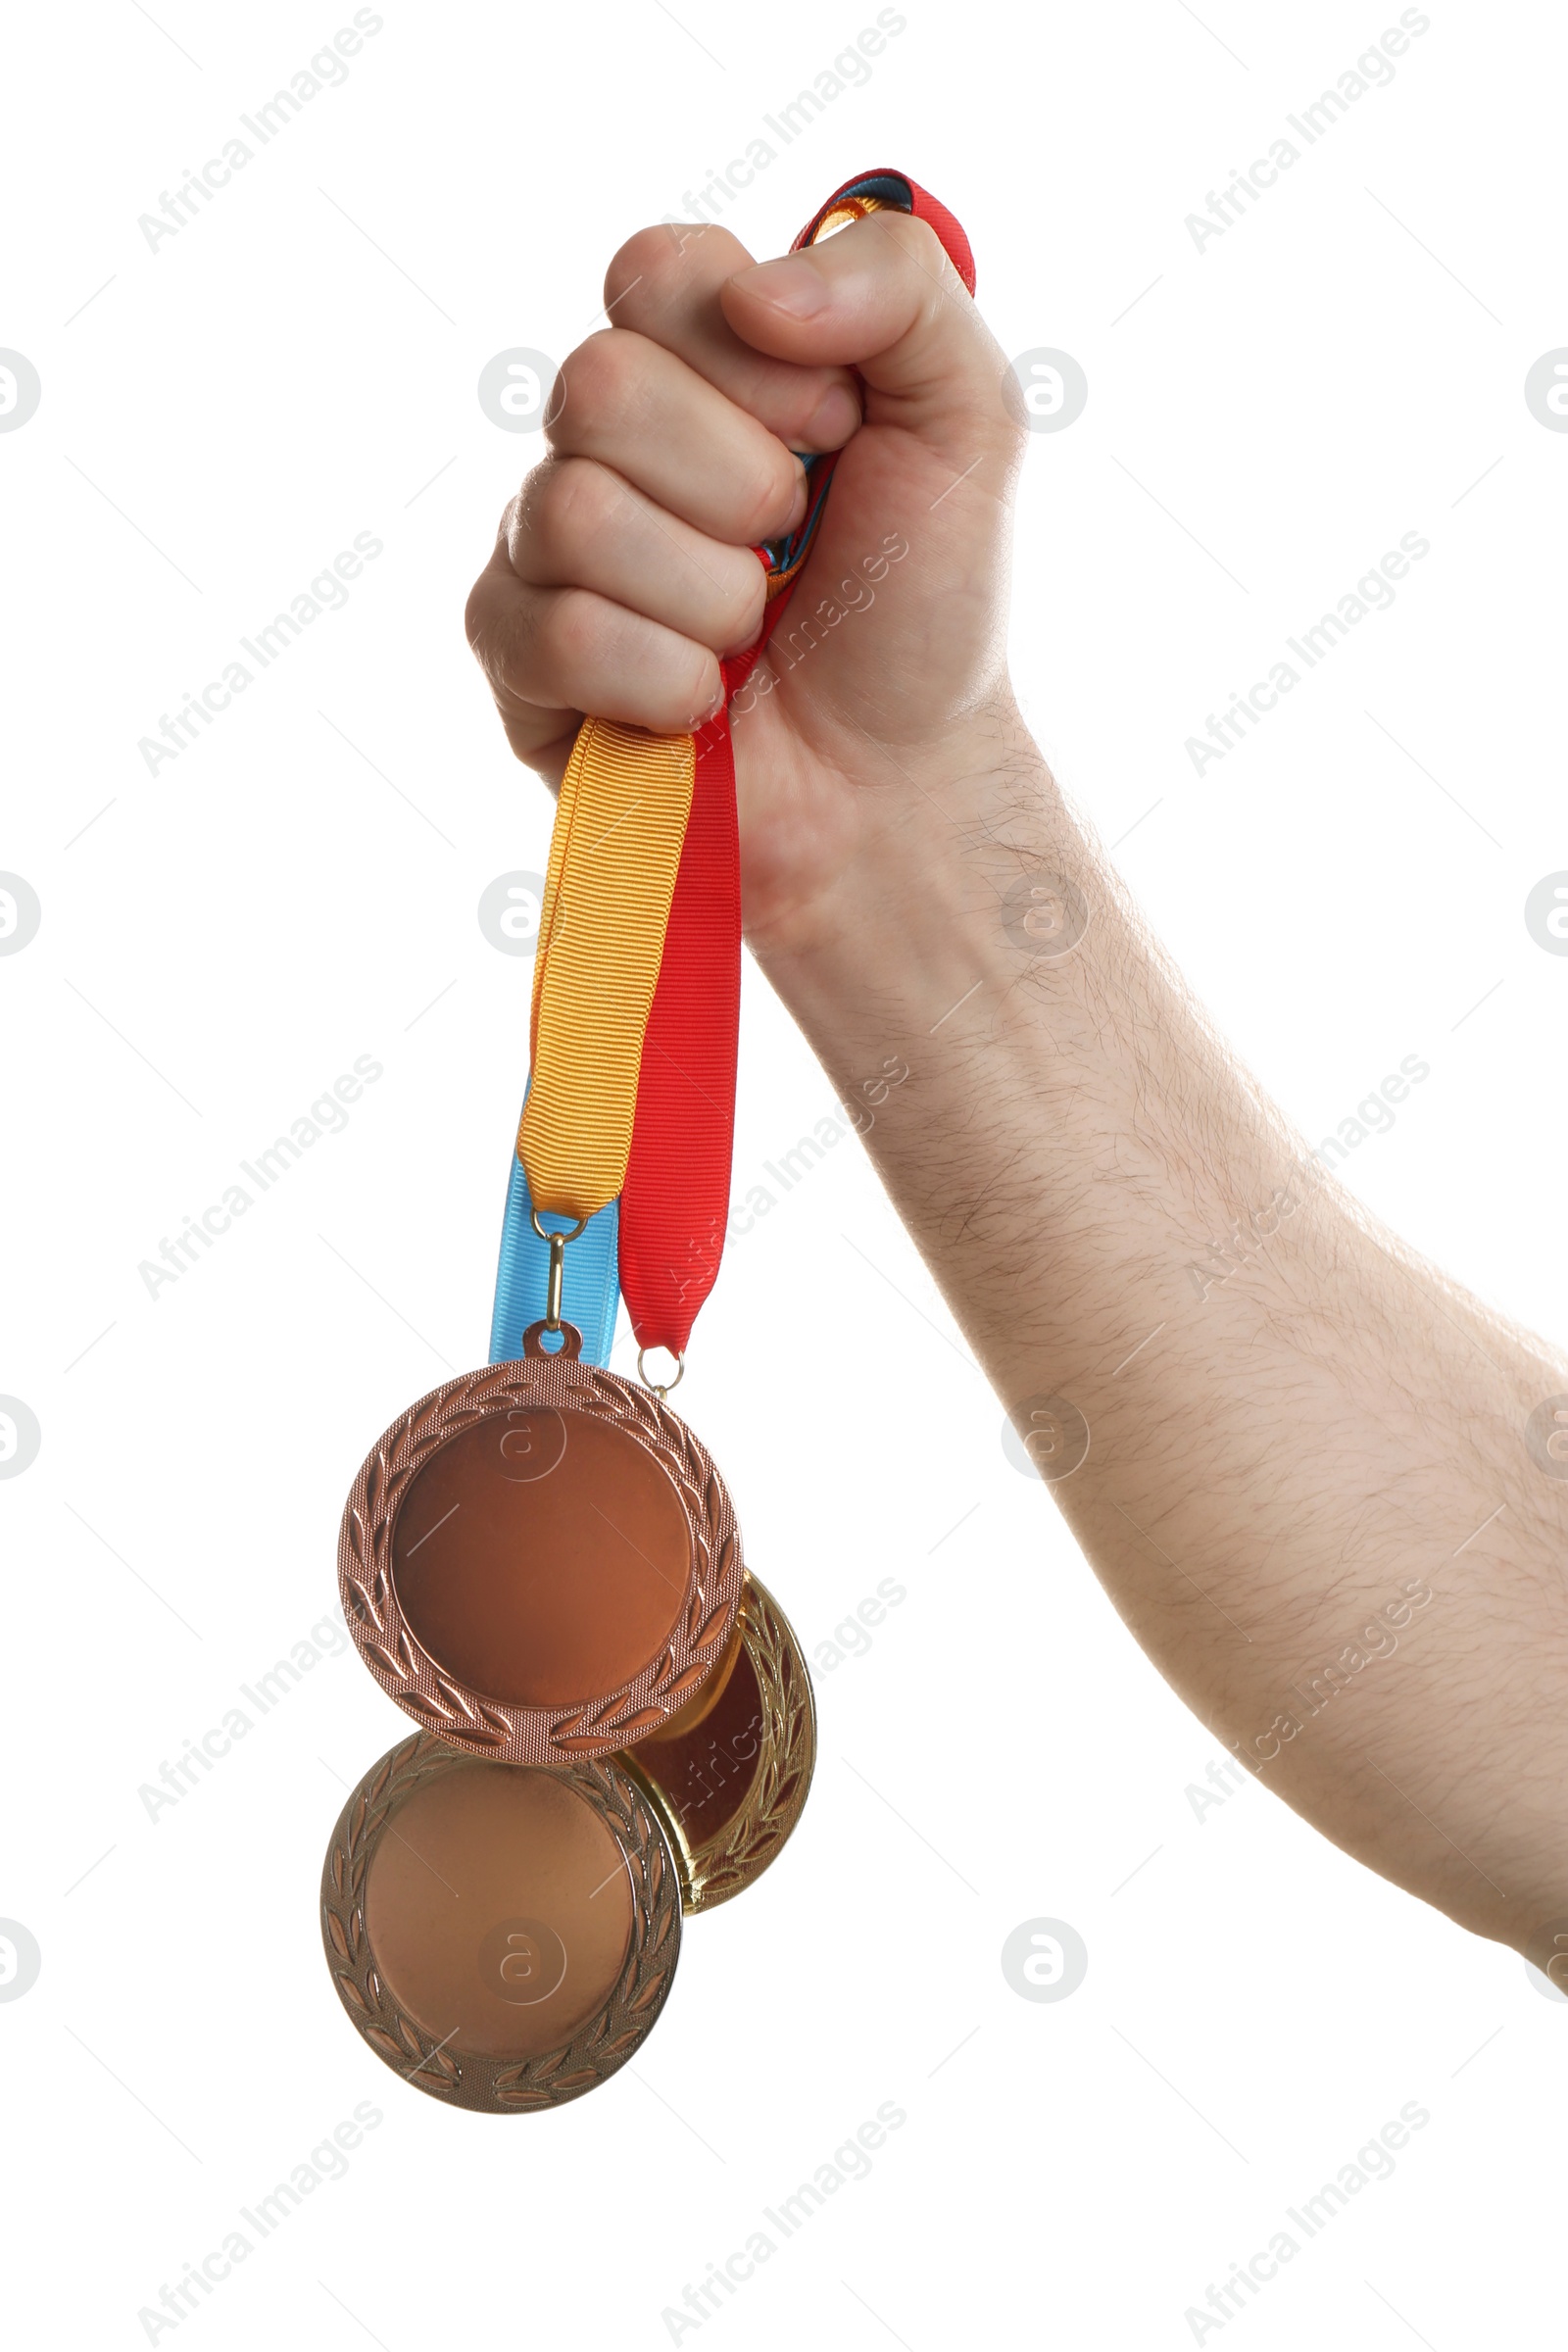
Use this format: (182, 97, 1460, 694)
(517, 715, 696, 1220)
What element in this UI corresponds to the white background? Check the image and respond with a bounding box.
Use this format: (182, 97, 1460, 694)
(3, 1, 1566, 2345)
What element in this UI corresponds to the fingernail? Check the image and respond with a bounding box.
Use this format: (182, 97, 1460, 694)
(731, 255, 828, 320)
(806, 382, 860, 448)
(784, 462, 809, 532)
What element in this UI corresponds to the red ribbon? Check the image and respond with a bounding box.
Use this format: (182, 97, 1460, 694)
(616, 171, 972, 1359)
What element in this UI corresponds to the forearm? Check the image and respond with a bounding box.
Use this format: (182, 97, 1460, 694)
(752, 710, 1568, 1958)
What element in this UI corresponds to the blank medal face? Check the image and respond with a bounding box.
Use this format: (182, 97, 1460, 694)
(392, 1409, 691, 1707)
(339, 1349, 746, 1765)
(321, 1735, 683, 2109)
(364, 1767, 634, 2060)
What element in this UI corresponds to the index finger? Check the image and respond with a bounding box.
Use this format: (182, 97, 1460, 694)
(603, 221, 862, 455)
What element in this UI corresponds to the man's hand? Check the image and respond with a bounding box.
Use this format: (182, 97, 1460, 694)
(465, 212, 1024, 948)
(466, 201, 1568, 1977)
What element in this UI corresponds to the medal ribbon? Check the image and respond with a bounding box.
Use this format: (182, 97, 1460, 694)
(517, 718, 696, 1219)
(492, 170, 975, 1367)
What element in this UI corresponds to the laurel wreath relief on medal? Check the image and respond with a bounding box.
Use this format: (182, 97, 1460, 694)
(666, 1579, 818, 1913)
(338, 1360, 743, 1765)
(319, 1733, 681, 2112)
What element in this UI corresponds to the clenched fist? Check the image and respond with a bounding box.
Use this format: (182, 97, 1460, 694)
(465, 209, 1026, 952)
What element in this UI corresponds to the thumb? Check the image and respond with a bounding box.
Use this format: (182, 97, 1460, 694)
(717, 210, 1015, 461)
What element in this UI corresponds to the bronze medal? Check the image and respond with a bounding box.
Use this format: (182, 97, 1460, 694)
(321, 1731, 680, 2112)
(339, 1322, 745, 1765)
(628, 1575, 815, 1913)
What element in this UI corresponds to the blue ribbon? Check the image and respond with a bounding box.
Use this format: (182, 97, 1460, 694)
(487, 1116, 621, 1367)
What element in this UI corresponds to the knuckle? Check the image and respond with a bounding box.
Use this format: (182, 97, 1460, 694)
(874, 213, 955, 329)
(537, 586, 604, 680)
(526, 457, 621, 558)
(735, 455, 796, 544)
(879, 209, 947, 273)
(605, 225, 686, 314)
(553, 329, 641, 437)
(606, 221, 749, 323)
(677, 652, 720, 723)
(719, 561, 766, 648)
(463, 578, 491, 664)
(465, 588, 524, 694)
(505, 467, 548, 555)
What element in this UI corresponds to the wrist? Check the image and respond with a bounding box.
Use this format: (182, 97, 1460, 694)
(746, 712, 1075, 1025)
